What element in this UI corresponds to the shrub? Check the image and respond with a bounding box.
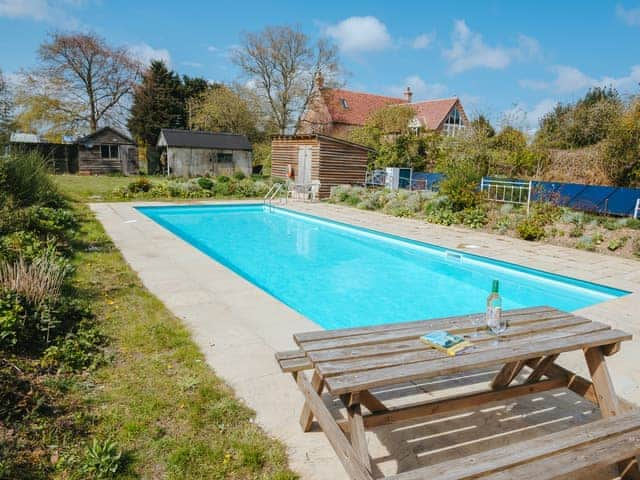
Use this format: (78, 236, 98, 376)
(232, 170, 246, 180)
(383, 199, 412, 217)
(494, 215, 511, 234)
(607, 237, 628, 251)
(127, 177, 152, 193)
(569, 223, 584, 238)
(216, 175, 230, 183)
(516, 218, 546, 241)
(625, 218, 640, 229)
(0, 151, 62, 208)
(576, 235, 597, 251)
(197, 177, 214, 190)
(426, 208, 458, 226)
(458, 207, 488, 229)
(42, 322, 107, 372)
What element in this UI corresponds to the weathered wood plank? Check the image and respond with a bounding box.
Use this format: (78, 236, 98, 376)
(481, 430, 640, 480)
(294, 306, 559, 345)
(531, 361, 598, 403)
(344, 394, 371, 472)
(325, 329, 631, 395)
(359, 390, 388, 413)
(302, 312, 581, 355)
(491, 360, 527, 389)
(307, 314, 589, 364)
(278, 356, 313, 373)
(316, 321, 609, 378)
(294, 306, 558, 344)
(275, 349, 306, 361)
(586, 347, 621, 418)
(525, 354, 559, 383)
(356, 377, 567, 430)
(296, 372, 374, 480)
(386, 412, 640, 480)
(300, 371, 324, 432)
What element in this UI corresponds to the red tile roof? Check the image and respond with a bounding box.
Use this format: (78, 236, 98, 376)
(412, 98, 462, 130)
(320, 88, 464, 130)
(321, 88, 406, 126)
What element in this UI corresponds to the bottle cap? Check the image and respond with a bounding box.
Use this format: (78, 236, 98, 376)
(492, 280, 499, 293)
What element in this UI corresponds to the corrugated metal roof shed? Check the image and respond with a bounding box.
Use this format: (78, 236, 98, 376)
(10, 132, 42, 143)
(158, 129, 252, 150)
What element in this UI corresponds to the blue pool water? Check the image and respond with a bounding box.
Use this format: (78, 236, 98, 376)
(138, 204, 628, 330)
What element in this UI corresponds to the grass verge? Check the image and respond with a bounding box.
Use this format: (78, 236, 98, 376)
(73, 204, 296, 478)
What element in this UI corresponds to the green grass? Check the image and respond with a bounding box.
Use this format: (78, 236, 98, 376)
(51, 175, 135, 202)
(61, 202, 296, 478)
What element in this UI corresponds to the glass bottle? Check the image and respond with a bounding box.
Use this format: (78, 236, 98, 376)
(486, 280, 506, 336)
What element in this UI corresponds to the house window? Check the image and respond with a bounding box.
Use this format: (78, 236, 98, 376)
(340, 98, 349, 109)
(100, 145, 119, 159)
(216, 152, 233, 163)
(443, 107, 466, 137)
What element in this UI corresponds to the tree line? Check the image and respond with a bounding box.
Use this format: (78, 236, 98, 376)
(0, 26, 341, 166)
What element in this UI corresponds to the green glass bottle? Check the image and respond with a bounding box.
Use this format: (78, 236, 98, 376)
(486, 280, 506, 335)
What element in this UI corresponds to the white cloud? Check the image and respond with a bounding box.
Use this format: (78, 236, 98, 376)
(412, 33, 434, 49)
(443, 20, 540, 74)
(207, 45, 219, 52)
(616, 4, 640, 26)
(443, 20, 511, 73)
(324, 16, 392, 53)
(0, 0, 81, 26)
(521, 64, 640, 94)
(387, 75, 448, 100)
(128, 43, 171, 66)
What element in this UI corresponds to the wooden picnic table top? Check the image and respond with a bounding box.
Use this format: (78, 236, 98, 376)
(287, 306, 631, 396)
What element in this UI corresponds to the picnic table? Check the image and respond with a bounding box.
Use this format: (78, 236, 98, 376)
(276, 306, 640, 480)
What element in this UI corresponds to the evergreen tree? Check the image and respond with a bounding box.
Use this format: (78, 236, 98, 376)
(128, 60, 185, 148)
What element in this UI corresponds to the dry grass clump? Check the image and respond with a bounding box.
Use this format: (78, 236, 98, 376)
(542, 145, 611, 185)
(0, 251, 69, 305)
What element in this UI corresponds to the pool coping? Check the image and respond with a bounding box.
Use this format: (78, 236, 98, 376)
(91, 199, 640, 479)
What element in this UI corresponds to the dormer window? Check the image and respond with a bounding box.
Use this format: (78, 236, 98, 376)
(340, 98, 349, 109)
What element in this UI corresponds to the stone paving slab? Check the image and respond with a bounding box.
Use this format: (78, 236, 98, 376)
(91, 200, 639, 479)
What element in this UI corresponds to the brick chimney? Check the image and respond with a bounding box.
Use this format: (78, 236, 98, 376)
(404, 86, 413, 103)
(315, 71, 325, 89)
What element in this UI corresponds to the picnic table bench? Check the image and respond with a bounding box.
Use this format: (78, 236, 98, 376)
(276, 306, 640, 480)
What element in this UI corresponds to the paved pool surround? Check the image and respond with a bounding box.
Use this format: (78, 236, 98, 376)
(92, 200, 640, 480)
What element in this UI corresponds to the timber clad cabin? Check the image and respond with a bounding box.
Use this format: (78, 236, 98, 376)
(271, 134, 373, 199)
(157, 129, 252, 177)
(77, 127, 138, 175)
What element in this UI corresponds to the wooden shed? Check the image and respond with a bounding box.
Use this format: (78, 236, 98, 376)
(271, 134, 373, 198)
(76, 127, 138, 175)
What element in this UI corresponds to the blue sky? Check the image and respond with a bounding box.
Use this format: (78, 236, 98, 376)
(1, 0, 639, 130)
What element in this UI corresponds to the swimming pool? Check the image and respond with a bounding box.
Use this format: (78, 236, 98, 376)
(138, 204, 628, 330)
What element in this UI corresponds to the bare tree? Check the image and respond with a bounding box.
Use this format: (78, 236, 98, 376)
(232, 25, 341, 135)
(0, 68, 14, 143)
(17, 32, 140, 136)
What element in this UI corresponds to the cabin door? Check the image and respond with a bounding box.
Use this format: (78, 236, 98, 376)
(297, 146, 312, 185)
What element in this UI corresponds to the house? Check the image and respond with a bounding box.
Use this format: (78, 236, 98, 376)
(157, 129, 252, 177)
(299, 76, 469, 138)
(271, 134, 373, 199)
(76, 127, 138, 175)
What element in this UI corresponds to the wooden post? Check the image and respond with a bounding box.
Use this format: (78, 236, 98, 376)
(585, 346, 640, 479)
(300, 371, 324, 432)
(345, 393, 371, 473)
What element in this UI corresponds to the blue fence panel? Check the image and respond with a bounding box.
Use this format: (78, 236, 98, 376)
(416, 172, 640, 216)
(533, 181, 640, 216)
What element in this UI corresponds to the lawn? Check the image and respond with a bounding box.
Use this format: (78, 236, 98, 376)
(51, 174, 134, 202)
(71, 204, 296, 479)
(1, 167, 296, 478)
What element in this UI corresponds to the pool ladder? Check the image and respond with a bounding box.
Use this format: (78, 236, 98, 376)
(264, 183, 286, 209)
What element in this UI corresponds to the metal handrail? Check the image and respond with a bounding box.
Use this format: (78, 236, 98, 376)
(264, 183, 285, 207)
